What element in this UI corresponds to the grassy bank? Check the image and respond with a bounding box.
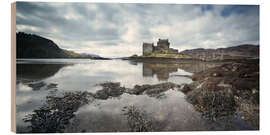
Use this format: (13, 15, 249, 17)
(130, 53, 191, 59)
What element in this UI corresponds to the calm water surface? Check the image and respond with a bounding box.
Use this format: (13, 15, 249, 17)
(16, 59, 226, 132)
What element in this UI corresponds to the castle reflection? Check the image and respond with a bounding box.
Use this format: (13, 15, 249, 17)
(142, 61, 224, 81)
(143, 63, 178, 81)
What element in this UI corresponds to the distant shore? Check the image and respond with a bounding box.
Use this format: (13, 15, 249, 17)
(16, 57, 112, 60)
(123, 54, 259, 63)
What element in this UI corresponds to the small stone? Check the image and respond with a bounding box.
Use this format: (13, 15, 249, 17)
(252, 89, 257, 94)
(212, 72, 221, 77)
(180, 84, 191, 93)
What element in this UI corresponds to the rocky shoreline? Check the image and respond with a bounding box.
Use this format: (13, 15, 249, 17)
(182, 59, 259, 129)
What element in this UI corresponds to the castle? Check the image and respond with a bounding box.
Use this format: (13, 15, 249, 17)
(142, 39, 178, 56)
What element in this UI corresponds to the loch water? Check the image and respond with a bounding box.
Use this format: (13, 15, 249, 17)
(16, 59, 251, 132)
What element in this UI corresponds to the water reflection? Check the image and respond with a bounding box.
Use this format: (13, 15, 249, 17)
(173, 62, 223, 73)
(20, 81, 208, 133)
(17, 64, 72, 81)
(17, 64, 73, 92)
(16, 59, 226, 133)
(141, 61, 223, 81)
(143, 63, 178, 81)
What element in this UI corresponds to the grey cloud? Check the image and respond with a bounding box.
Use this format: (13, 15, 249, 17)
(16, 2, 259, 57)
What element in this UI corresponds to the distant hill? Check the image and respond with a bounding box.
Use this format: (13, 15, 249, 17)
(80, 53, 102, 58)
(180, 44, 259, 61)
(16, 32, 109, 59)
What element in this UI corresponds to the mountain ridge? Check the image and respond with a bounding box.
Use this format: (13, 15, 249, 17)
(179, 44, 259, 61)
(16, 32, 109, 59)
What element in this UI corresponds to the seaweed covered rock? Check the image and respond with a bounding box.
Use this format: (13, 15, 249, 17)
(144, 82, 179, 96)
(179, 84, 191, 93)
(93, 82, 181, 99)
(186, 89, 236, 121)
(122, 106, 155, 132)
(128, 84, 152, 95)
(127, 82, 179, 97)
(94, 82, 125, 99)
(185, 59, 259, 128)
(192, 60, 259, 91)
(28, 82, 46, 90)
(23, 91, 93, 133)
(46, 83, 58, 89)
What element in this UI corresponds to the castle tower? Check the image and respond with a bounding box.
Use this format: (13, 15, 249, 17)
(143, 42, 154, 56)
(157, 39, 170, 53)
(157, 39, 170, 49)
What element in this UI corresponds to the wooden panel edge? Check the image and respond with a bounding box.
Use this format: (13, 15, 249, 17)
(11, 2, 16, 133)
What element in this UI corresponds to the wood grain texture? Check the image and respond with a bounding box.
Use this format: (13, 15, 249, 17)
(11, 2, 16, 133)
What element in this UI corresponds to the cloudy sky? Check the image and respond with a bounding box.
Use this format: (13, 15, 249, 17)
(16, 2, 259, 58)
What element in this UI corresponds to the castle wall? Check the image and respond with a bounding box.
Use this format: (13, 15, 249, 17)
(157, 39, 170, 51)
(143, 43, 153, 56)
(153, 46, 164, 53)
(168, 48, 178, 54)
